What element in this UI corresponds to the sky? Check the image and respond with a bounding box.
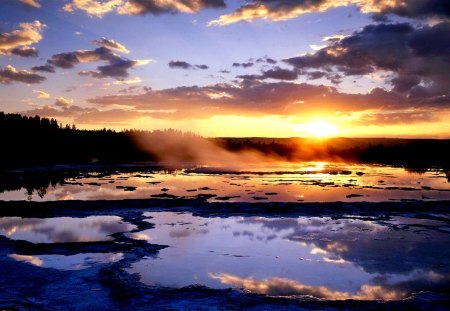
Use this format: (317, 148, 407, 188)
(0, 0, 449, 137)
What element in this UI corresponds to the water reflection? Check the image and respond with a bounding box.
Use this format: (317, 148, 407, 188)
(0, 216, 136, 243)
(9, 252, 123, 270)
(127, 212, 450, 300)
(209, 273, 406, 300)
(1, 163, 450, 202)
(241, 216, 450, 275)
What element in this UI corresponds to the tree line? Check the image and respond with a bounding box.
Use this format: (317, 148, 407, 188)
(1, 112, 450, 170)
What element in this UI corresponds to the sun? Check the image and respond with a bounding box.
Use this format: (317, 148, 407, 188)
(296, 121, 339, 138)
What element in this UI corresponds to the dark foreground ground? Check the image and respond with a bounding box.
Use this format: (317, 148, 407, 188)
(1, 199, 450, 310)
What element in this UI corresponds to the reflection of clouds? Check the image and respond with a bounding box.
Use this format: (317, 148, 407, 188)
(209, 273, 406, 300)
(310, 247, 327, 255)
(0, 216, 135, 243)
(168, 228, 209, 238)
(323, 257, 348, 264)
(240, 216, 450, 275)
(3, 164, 450, 202)
(8, 254, 43, 267)
(0, 217, 43, 236)
(8, 252, 124, 270)
(169, 229, 192, 238)
(125, 232, 152, 241)
(81, 219, 133, 235)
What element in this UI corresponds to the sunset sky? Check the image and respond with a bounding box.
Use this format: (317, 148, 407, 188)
(0, 0, 449, 137)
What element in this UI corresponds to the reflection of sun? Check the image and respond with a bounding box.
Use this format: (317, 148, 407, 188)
(299, 122, 339, 138)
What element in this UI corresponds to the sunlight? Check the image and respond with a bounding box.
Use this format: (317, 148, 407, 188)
(297, 121, 339, 138)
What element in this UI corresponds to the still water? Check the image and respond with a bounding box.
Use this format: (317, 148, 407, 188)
(126, 212, 450, 300)
(1, 211, 449, 300)
(1, 162, 449, 202)
(0, 216, 136, 243)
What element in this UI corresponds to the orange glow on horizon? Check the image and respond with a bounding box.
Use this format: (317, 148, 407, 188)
(296, 121, 339, 138)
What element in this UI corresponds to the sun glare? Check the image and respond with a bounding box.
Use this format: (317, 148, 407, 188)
(299, 121, 339, 138)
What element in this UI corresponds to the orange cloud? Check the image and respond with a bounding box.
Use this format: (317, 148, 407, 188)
(0, 20, 44, 57)
(209, 0, 449, 26)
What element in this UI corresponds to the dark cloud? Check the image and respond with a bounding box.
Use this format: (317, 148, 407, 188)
(284, 22, 450, 99)
(255, 56, 277, 64)
(238, 67, 298, 81)
(48, 47, 119, 69)
(80, 59, 143, 78)
(44, 46, 149, 79)
(63, 0, 225, 17)
(209, 0, 450, 26)
(195, 64, 209, 70)
(121, 0, 226, 15)
(168, 60, 209, 70)
(0, 65, 45, 84)
(31, 64, 55, 73)
(9, 46, 38, 57)
(232, 62, 254, 68)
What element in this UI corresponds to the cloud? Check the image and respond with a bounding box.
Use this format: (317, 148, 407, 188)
(33, 90, 50, 99)
(208, 0, 450, 26)
(117, 0, 226, 15)
(168, 60, 209, 70)
(0, 20, 44, 57)
(9, 46, 38, 57)
(284, 22, 450, 99)
(0, 65, 45, 84)
(232, 62, 254, 68)
(358, 110, 439, 125)
(62, 0, 124, 18)
(54, 97, 74, 107)
(31, 64, 55, 73)
(79, 59, 147, 78)
(62, 0, 225, 17)
(44, 46, 150, 79)
(110, 77, 143, 85)
(24, 78, 448, 127)
(92, 37, 130, 54)
(23, 103, 96, 120)
(255, 56, 277, 64)
(48, 47, 118, 69)
(237, 67, 298, 81)
(19, 0, 41, 8)
(88, 79, 426, 120)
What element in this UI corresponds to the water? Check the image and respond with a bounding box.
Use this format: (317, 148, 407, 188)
(126, 212, 450, 300)
(1, 162, 449, 302)
(1, 162, 449, 202)
(1, 211, 449, 300)
(0, 216, 136, 243)
(8, 253, 123, 270)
